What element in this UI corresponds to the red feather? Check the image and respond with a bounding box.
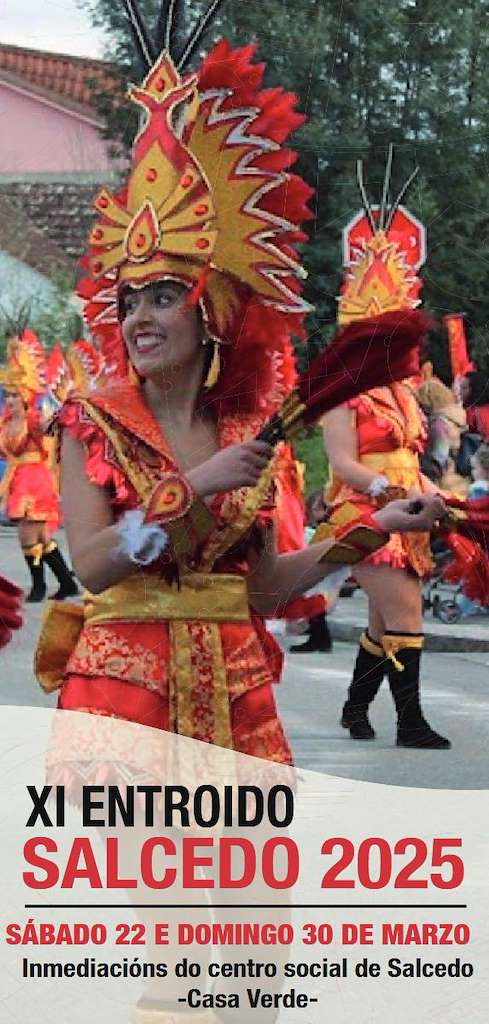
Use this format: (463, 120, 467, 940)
(297, 309, 430, 425)
(445, 495, 489, 547)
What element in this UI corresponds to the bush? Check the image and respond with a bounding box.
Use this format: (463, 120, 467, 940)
(295, 428, 329, 495)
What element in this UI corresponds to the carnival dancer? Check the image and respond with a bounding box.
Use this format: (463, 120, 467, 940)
(323, 150, 450, 748)
(34, 12, 446, 771)
(0, 331, 78, 602)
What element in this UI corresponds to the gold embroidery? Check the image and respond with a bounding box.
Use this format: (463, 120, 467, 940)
(68, 625, 165, 691)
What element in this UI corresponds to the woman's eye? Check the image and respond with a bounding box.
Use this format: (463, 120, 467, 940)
(155, 290, 174, 307)
(123, 296, 138, 316)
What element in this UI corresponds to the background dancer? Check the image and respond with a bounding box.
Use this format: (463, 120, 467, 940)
(0, 331, 77, 602)
(323, 151, 450, 749)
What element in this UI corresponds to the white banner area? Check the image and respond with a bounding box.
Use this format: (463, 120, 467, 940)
(1, 706, 488, 1023)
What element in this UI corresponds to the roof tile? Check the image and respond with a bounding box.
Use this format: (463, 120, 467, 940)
(0, 42, 115, 110)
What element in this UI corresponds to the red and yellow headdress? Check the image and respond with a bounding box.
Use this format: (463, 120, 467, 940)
(338, 147, 426, 325)
(79, 3, 312, 410)
(0, 330, 47, 406)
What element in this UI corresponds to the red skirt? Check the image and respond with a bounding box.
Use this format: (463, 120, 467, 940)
(59, 675, 293, 764)
(5, 463, 59, 529)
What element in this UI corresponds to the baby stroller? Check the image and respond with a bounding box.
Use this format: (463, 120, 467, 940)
(423, 543, 463, 624)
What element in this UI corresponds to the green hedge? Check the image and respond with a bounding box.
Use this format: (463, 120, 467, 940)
(294, 428, 329, 496)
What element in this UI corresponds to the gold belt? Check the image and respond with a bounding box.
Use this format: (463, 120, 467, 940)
(360, 449, 418, 472)
(36, 572, 250, 749)
(84, 572, 250, 625)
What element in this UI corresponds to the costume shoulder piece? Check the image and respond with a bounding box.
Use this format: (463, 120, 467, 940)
(46, 340, 105, 409)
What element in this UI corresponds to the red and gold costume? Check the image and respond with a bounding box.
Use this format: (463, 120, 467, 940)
(0, 331, 59, 531)
(327, 159, 431, 578)
(35, 28, 315, 766)
(38, 383, 291, 762)
(329, 384, 432, 577)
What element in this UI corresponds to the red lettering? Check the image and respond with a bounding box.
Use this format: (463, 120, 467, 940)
(61, 838, 103, 888)
(262, 838, 299, 889)
(182, 838, 214, 888)
(219, 839, 256, 888)
(23, 837, 59, 889)
(141, 837, 176, 889)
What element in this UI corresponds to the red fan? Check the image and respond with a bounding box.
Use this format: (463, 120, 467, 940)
(0, 573, 23, 650)
(258, 309, 430, 443)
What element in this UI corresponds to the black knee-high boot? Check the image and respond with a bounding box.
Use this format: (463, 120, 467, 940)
(23, 543, 47, 603)
(42, 541, 79, 600)
(341, 631, 385, 739)
(289, 612, 333, 653)
(383, 632, 450, 749)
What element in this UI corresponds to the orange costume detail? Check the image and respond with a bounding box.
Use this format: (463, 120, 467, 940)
(44, 383, 292, 765)
(329, 383, 432, 576)
(274, 444, 327, 619)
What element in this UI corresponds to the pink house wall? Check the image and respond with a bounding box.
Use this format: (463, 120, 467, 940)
(0, 80, 114, 174)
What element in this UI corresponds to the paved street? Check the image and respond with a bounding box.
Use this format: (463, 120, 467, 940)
(1, 526, 489, 790)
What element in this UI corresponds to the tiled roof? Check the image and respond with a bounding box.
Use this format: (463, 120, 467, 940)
(0, 182, 98, 274)
(0, 42, 115, 114)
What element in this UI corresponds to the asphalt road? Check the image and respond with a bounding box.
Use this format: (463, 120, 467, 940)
(1, 526, 488, 789)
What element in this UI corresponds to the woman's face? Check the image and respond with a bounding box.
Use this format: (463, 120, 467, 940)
(3, 390, 24, 414)
(121, 280, 203, 381)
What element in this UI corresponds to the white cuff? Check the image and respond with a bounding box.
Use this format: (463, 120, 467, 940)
(367, 474, 389, 497)
(115, 509, 169, 566)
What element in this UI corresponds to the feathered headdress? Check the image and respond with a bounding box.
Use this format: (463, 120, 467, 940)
(338, 145, 426, 325)
(0, 330, 47, 405)
(78, 0, 312, 407)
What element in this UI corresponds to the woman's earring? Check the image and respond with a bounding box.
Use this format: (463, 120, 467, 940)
(203, 340, 221, 389)
(127, 361, 141, 384)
